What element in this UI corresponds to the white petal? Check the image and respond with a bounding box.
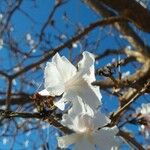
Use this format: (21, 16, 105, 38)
(61, 96, 84, 129)
(73, 80, 101, 110)
(57, 133, 79, 148)
(69, 95, 94, 117)
(61, 97, 94, 130)
(54, 90, 83, 111)
(61, 113, 74, 129)
(74, 137, 95, 150)
(52, 53, 77, 82)
(62, 90, 78, 103)
(77, 51, 102, 105)
(44, 62, 65, 96)
(63, 81, 100, 111)
(38, 89, 50, 96)
(53, 99, 66, 110)
(93, 127, 119, 150)
(78, 51, 95, 77)
(90, 85, 102, 106)
(63, 96, 83, 119)
(93, 112, 111, 129)
(54, 90, 77, 111)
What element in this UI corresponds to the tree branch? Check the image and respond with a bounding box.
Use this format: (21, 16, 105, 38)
(11, 16, 127, 79)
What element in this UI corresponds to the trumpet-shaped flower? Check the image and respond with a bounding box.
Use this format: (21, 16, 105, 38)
(39, 51, 101, 110)
(58, 97, 119, 150)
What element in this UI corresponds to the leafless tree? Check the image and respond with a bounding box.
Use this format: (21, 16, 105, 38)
(0, 0, 150, 149)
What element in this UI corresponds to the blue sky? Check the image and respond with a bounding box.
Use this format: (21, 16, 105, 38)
(0, 0, 150, 149)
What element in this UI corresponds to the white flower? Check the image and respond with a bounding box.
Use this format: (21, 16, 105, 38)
(13, 67, 21, 72)
(39, 51, 101, 110)
(58, 97, 119, 150)
(136, 103, 150, 138)
(136, 103, 150, 122)
(12, 79, 17, 86)
(29, 39, 34, 45)
(3, 138, 8, 145)
(26, 33, 32, 41)
(72, 42, 78, 48)
(140, 103, 150, 115)
(24, 140, 29, 147)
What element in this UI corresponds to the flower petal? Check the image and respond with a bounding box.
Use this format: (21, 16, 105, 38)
(93, 127, 119, 150)
(61, 96, 94, 130)
(63, 80, 100, 110)
(73, 80, 101, 110)
(57, 133, 79, 148)
(93, 112, 111, 129)
(61, 113, 73, 129)
(53, 99, 66, 111)
(44, 62, 65, 96)
(38, 89, 50, 96)
(78, 51, 95, 77)
(61, 96, 84, 129)
(52, 53, 77, 82)
(74, 137, 95, 150)
(77, 51, 102, 105)
(62, 96, 83, 118)
(54, 90, 77, 110)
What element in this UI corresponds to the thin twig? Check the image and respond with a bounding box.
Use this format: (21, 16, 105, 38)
(118, 130, 145, 150)
(11, 16, 128, 79)
(0, 109, 72, 134)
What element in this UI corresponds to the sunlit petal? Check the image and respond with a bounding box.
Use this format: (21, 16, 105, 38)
(44, 62, 65, 96)
(52, 53, 77, 82)
(93, 112, 111, 129)
(74, 137, 95, 150)
(61, 96, 85, 129)
(61, 97, 94, 130)
(53, 99, 66, 111)
(38, 89, 50, 96)
(43, 51, 102, 110)
(93, 127, 119, 150)
(77, 51, 102, 106)
(57, 133, 79, 148)
(73, 80, 101, 110)
(78, 51, 95, 77)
